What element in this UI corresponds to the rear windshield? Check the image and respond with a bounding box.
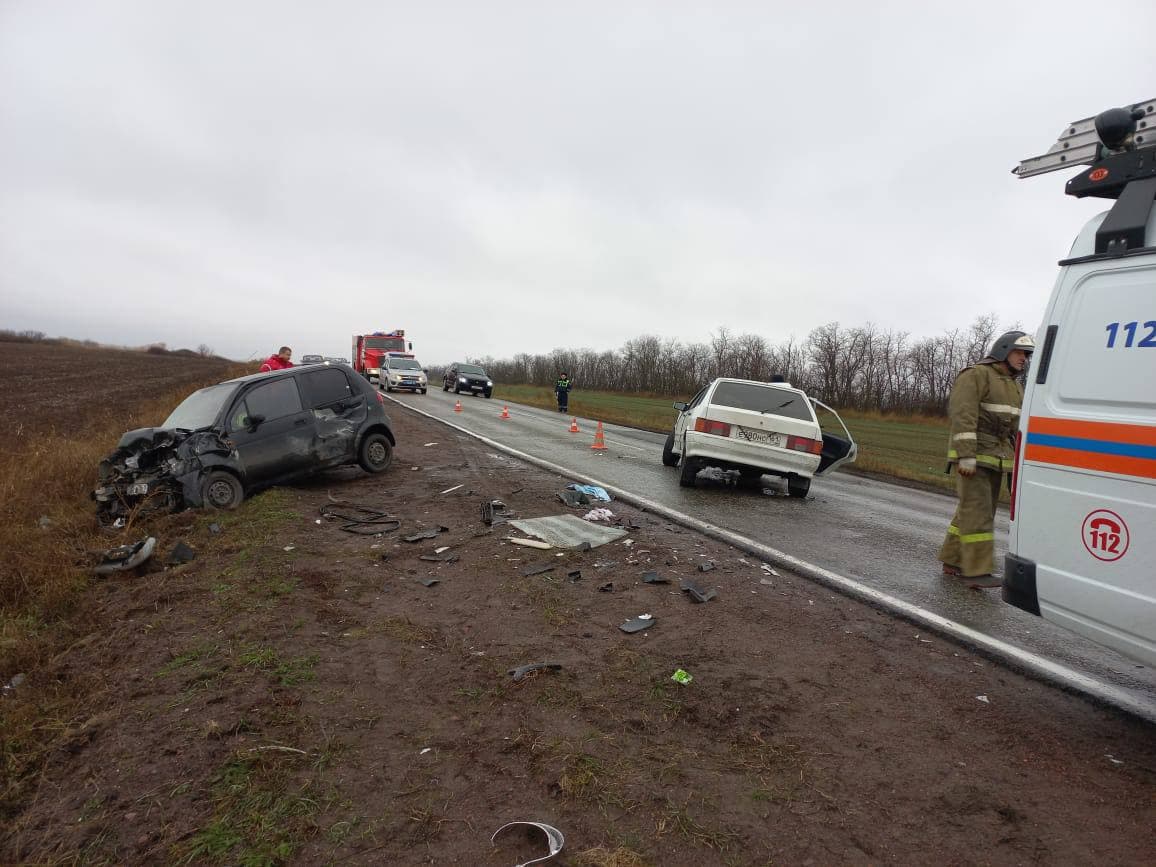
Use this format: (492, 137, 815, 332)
(388, 359, 422, 370)
(163, 383, 236, 430)
(458, 364, 486, 375)
(709, 382, 814, 421)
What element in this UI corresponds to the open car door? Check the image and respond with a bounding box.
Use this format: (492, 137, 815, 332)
(810, 398, 858, 475)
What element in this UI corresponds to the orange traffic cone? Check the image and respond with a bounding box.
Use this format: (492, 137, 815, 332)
(500, 405, 511, 419)
(569, 417, 579, 433)
(454, 400, 463, 413)
(591, 421, 607, 450)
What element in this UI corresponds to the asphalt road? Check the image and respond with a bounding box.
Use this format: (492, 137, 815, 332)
(385, 385, 1156, 713)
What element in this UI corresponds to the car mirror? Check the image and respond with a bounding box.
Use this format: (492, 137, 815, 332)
(246, 414, 266, 432)
(673, 402, 689, 412)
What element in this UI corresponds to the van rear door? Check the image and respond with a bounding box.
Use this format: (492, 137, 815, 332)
(1013, 258, 1156, 664)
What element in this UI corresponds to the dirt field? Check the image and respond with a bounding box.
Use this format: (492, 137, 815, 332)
(3, 401, 1155, 865)
(0, 341, 236, 439)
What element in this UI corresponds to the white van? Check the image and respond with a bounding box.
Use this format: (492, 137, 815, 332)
(1004, 98, 1156, 666)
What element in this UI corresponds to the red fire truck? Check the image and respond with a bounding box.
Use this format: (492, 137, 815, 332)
(351, 330, 413, 381)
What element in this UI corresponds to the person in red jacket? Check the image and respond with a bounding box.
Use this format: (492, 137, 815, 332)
(259, 346, 294, 372)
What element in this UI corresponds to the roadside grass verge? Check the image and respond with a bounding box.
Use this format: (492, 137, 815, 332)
(492, 384, 956, 492)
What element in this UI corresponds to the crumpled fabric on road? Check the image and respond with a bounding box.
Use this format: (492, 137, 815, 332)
(567, 483, 611, 502)
(582, 508, 615, 522)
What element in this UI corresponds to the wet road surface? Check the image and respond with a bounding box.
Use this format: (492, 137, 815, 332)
(386, 387, 1156, 714)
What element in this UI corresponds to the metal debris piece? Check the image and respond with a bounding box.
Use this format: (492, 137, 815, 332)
(520, 563, 554, 577)
(482, 499, 515, 526)
(491, 821, 565, 867)
(680, 578, 718, 603)
(93, 537, 157, 575)
(508, 662, 563, 682)
(620, 614, 655, 634)
(165, 541, 197, 565)
(642, 571, 669, 584)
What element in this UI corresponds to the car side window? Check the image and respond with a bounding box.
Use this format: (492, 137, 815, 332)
(299, 368, 353, 409)
(231, 378, 303, 430)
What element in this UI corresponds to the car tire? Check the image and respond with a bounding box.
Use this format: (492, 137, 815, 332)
(419, 388, 427, 395)
(787, 476, 811, 498)
(358, 433, 393, 474)
(484, 391, 492, 399)
(679, 456, 698, 488)
(661, 432, 678, 467)
(201, 470, 244, 510)
(454, 384, 461, 394)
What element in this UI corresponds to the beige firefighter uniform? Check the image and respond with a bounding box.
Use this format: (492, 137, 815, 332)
(937, 361, 1024, 577)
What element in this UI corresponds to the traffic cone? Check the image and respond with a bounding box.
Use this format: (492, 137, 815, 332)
(591, 421, 607, 450)
(569, 417, 579, 433)
(500, 405, 511, 419)
(454, 400, 462, 413)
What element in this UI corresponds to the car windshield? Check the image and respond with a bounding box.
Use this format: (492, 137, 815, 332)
(389, 359, 422, 370)
(162, 383, 236, 429)
(365, 337, 406, 351)
(709, 382, 814, 421)
(458, 364, 486, 375)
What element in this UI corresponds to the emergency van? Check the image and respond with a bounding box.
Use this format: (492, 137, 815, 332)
(1003, 98, 1156, 666)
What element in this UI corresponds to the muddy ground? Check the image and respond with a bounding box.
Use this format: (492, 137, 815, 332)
(3, 404, 1156, 865)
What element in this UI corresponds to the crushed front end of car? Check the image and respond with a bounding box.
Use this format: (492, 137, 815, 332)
(92, 427, 232, 526)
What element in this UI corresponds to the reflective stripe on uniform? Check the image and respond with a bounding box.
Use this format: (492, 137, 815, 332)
(952, 432, 977, 441)
(981, 403, 1020, 415)
(946, 525, 995, 544)
(946, 450, 1011, 470)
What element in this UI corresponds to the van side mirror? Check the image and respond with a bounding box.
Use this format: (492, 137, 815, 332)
(673, 402, 689, 412)
(246, 414, 266, 432)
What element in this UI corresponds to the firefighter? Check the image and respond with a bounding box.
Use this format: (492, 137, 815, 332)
(554, 372, 572, 413)
(259, 346, 294, 372)
(938, 330, 1035, 580)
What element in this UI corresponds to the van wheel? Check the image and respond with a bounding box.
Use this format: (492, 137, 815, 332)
(787, 476, 811, 498)
(662, 433, 678, 467)
(358, 433, 393, 474)
(202, 471, 244, 510)
(679, 457, 698, 488)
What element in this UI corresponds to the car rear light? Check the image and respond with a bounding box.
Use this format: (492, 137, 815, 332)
(786, 435, 823, 454)
(694, 417, 731, 437)
(1009, 430, 1022, 520)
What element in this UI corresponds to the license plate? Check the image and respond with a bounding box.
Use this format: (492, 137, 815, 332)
(739, 428, 785, 448)
(127, 482, 149, 496)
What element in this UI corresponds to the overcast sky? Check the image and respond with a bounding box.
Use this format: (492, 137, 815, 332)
(1, 2, 1153, 364)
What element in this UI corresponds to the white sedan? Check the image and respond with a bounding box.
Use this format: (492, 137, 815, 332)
(662, 378, 857, 496)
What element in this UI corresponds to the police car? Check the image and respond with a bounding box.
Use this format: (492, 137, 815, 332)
(1005, 98, 1156, 666)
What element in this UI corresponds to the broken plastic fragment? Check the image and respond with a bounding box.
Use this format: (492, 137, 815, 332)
(520, 563, 554, 577)
(671, 668, 693, 685)
(598, 582, 613, 592)
(166, 540, 197, 565)
(507, 537, 553, 550)
(680, 578, 718, 603)
(404, 528, 443, 543)
(976, 694, 990, 704)
(698, 560, 716, 573)
(620, 615, 655, 634)
(441, 484, 465, 495)
(93, 537, 157, 575)
(508, 662, 563, 682)
(491, 821, 564, 867)
(642, 571, 670, 584)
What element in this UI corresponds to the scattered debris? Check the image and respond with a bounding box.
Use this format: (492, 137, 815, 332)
(697, 560, 716, 573)
(37, 515, 53, 530)
(520, 563, 555, 577)
(1105, 754, 1125, 765)
(671, 669, 693, 685)
(441, 484, 465, 495)
(642, 571, 670, 584)
(282, 545, 295, 552)
(93, 537, 157, 575)
(423, 442, 439, 447)
(582, 508, 615, 522)
(761, 564, 779, 576)
(420, 747, 433, 754)
(434, 546, 450, 555)
(2, 672, 26, 697)
(567, 483, 611, 502)
(166, 541, 197, 565)
(680, 577, 718, 603)
(320, 502, 402, 535)
(208, 523, 222, 534)
(507, 537, 553, 550)
(759, 578, 774, 586)
(419, 554, 459, 563)
(509, 515, 627, 549)
(419, 578, 441, 587)
(508, 662, 563, 682)
(404, 527, 447, 543)
(557, 489, 590, 508)
(491, 821, 565, 867)
(620, 614, 655, 634)
(482, 499, 515, 526)
(567, 570, 582, 582)
(598, 582, 614, 592)
(621, 539, 634, 547)
(976, 695, 990, 704)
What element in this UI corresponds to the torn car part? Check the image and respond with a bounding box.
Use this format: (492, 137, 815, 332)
(165, 541, 197, 565)
(404, 527, 447, 543)
(642, 571, 670, 584)
(519, 563, 555, 577)
(320, 501, 401, 535)
(680, 578, 718, 603)
(508, 662, 563, 682)
(92, 537, 157, 575)
(490, 821, 565, 867)
(620, 614, 655, 634)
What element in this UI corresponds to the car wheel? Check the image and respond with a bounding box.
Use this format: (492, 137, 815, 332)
(661, 432, 678, 467)
(484, 391, 492, 399)
(679, 456, 698, 488)
(201, 470, 244, 510)
(787, 476, 811, 498)
(454, 384, 461, 394)
(358, 433, 393, 474)
(419, 388, 427, 395)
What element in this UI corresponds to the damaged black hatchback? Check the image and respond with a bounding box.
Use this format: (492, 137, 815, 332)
(93, 364, 396, 525)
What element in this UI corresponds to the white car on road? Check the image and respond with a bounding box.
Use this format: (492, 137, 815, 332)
(380, 357, 428, 394)
(663, 378, 857, 496)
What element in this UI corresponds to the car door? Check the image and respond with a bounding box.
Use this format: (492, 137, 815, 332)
(227, 377, 316, 487)
(810, 398, 858, 474)
(674, 385, 709, 451)
(299, 366, 365, 466)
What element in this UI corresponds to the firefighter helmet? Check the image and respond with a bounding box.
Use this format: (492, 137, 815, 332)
(988, 330, 1035, 362)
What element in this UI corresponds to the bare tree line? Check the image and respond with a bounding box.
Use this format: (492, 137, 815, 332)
(473, 314, 1015, 414)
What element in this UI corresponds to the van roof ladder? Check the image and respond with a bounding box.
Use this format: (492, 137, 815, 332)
(1014, 98, 1156, 255)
